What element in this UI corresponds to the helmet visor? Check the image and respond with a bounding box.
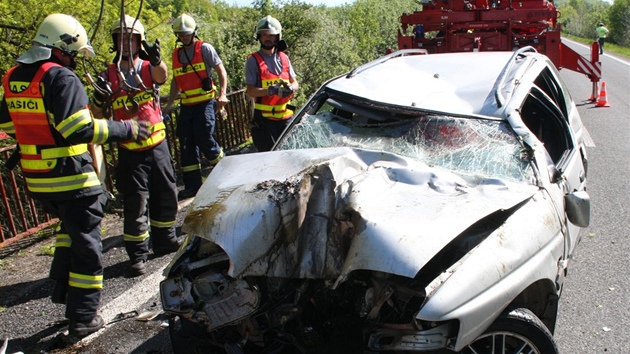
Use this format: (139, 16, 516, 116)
(78, 43, 96, 58)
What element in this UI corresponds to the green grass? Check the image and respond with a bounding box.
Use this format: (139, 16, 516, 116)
(563, 34, 630, 59)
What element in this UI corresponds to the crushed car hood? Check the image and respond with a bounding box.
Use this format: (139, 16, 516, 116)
(183, 148, 537, 282)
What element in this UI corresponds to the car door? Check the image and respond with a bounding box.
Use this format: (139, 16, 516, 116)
(519, 86, 586, 264)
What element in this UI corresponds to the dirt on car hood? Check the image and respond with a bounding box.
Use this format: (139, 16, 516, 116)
(183, 147, 537, 283)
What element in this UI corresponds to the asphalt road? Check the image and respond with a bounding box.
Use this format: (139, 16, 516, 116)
(553, 40, 630, 354)
(1, 42, 628, 354)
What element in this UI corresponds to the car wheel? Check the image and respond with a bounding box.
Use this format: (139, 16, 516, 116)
(459, 308, 559, 354)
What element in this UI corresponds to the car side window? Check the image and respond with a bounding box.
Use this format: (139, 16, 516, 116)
(520, 88, 573, 165)
(533, 67, 569, 119)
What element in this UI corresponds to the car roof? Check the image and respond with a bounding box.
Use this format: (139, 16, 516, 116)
(324, 48, 541, 117)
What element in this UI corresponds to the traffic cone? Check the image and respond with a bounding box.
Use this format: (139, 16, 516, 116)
(595, 81, 610, 107)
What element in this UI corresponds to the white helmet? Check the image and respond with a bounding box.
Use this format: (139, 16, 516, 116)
(256, 15, 282, 40)
(111, 15, 146, 43)
(173, 14, 197, 35)
(18, 13, 95, 64)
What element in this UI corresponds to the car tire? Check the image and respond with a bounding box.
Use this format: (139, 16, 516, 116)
(460, 308, 559, 354)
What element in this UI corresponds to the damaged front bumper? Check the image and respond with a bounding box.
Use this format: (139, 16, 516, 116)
(368, 322, 456, 351)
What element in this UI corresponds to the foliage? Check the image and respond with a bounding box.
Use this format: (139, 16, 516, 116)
(556, 0, 606, 39)
(608, 0, 630, 47)
(554, 0, 627, 44)
(0, 0, 626, 105)
(0, 0, 418, 107)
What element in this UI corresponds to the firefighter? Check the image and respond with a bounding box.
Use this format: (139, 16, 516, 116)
(163, 14, 229, 200)
(90, 15, 180, 277)
(245, 15, 299, 152)
(0, 13, 149, 337)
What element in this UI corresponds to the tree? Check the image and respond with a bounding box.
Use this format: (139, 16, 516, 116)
(344, 0, 415, 63)
(608, 0, 630, 47)
(5, 0, 621, 103)
(0, 0, 172, 96)
(555, 0, 612, 40)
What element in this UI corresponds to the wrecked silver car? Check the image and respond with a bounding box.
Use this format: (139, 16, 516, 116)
(161, 48, 590, 353)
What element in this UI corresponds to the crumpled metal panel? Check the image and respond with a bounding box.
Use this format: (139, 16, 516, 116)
(183, 147, 537, 281)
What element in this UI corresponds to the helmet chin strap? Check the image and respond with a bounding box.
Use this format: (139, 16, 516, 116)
(68, 57, 78, 70)
(176, 34, 195, 47)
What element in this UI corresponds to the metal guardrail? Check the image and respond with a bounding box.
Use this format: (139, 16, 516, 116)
(0, 89, 253, 253)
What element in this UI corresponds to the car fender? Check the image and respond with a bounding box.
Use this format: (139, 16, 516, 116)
(417, 191, 564, 350)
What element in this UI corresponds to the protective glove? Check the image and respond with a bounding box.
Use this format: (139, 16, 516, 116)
(141, 39, 162, 66)
(278, 82, 295, 98)
(267, 83, 280, 97)
(93, 77, 110, 107)
(124, 120, 151, 142)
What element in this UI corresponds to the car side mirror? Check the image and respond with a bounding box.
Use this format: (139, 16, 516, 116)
(565, 191, 590, 227)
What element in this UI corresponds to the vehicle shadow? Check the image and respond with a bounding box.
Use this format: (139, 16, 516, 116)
(129, 324, 173, 354)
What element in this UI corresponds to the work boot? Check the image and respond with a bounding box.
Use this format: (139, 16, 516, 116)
(51, 280, 68, 304)
(126, 259, 147, 278)
(153, 237, 182, 256)
(177, 187, 199, 201)
(69, 315, 105, 338)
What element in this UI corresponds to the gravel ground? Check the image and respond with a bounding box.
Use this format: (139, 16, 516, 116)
(0, 145, 255, 353)
(0, 200, 188, 353)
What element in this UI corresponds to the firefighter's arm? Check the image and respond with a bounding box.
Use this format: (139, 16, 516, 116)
(89, 75, 112, 119)
(150, 60, 168, 86)
(57, 107, 132, 145)
(247, 84, 269, 97)
(162, 79, 180, 115)
(245, 56, 268, 98)
(289, 76, 299, 92)
(0, 98, 20, 171)
(142, 39, 168, 85)
(214, 62, 229, 111)
(56, 97, 143, 145)
(0, 97, 16, 137)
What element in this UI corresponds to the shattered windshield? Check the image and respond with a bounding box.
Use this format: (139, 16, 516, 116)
(276, 101, 533, 183)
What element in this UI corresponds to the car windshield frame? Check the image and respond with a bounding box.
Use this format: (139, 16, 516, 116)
(276, 90, 535, 184)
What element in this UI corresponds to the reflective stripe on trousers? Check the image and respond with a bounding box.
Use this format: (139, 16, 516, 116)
(42, 195, 104, 321)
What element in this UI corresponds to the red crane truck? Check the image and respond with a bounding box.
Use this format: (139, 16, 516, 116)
(398, 0, 601, 100)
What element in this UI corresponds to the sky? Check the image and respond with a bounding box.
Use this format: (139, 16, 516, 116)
(229, 0, 354, 7)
